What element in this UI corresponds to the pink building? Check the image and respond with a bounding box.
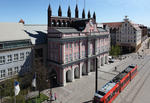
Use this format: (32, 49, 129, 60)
(47, 5, 110, 86)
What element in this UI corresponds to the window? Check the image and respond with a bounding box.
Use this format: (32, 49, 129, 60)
(26, 52, 30, 58)
(65, 55, 68, 63)
(0, 44, 3, 49)
(82, 51, 85, 57)
(66, 43, 68, 48)
(14, 67, 19, 74)
(7, 55, 12, 62)
(69, 43, 72, 48)
(0, 70, 5, 78)
(74, 53, 76, 60)
(20, 53, 24, 60)
(0, 56, 5, 64)
(74, 43, 76, 47)
(77, 52, 79, 59)
(69, 54, 72, 61)
(8, 68, 13, 76)
(14, 54, 18, 61)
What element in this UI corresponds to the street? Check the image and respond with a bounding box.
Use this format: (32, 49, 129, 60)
(42, 39, 150, 103)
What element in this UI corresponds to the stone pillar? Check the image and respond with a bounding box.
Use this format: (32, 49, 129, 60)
(79, 63, 82, 78)
(87, 59, 91, 75)
(63, 69, 66, 86)
(71, 68, 75, 82)
(79, 41, 82, 59)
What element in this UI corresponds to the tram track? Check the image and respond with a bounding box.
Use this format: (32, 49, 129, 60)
(115, 55, 150, 103)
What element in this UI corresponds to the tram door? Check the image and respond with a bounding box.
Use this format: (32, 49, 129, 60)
(119, 82, 121, 93)
(129, 72, 132, 81)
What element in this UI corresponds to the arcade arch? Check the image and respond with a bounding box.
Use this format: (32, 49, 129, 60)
(82, 63, 86, 75)
(74, 67, 80, 78)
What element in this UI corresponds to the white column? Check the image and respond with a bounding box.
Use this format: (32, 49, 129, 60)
(79, 63, 82, 78)
(63, 69, 66, 86)
(87, 59, 91, 75)
(72, 68, 74, 82)
(80, 41, 82, 59)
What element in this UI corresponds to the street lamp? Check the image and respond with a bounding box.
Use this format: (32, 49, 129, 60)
(95, 58, 98, 92)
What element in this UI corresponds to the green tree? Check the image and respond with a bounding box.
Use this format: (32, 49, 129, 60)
(32, 60, 49, 97)
(110, 45, 121, 57)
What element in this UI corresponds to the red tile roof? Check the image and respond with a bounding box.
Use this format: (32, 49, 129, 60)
(102, 22, 122, 28)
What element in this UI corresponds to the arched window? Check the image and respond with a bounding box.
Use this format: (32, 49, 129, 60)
(52, 20, 56, 27)
(62, 20, 66, 27)
(66, 21, 70, 27)
(57, 20, 61, 27)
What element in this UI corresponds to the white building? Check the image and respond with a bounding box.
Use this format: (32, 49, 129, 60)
(116, 16, 142, 53)
(0, 23, 32, 80)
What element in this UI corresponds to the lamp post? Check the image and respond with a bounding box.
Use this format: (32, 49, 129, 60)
(95, 58, 98, 92)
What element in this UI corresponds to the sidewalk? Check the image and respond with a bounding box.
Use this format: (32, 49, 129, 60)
(41, 57, 132, 103)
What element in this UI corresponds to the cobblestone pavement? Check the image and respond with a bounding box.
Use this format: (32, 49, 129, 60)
(42, 38, 150, 103)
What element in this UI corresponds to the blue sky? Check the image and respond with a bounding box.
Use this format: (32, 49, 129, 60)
(0, 0, 150, 26)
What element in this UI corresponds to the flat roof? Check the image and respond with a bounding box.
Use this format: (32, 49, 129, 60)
(0, 22, 30, 42)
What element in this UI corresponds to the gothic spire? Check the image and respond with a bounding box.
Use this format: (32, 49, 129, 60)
(67, 6, 71, 18)
(82, 9, 85, 19)
(48, 4, 52, 17)
(93, 12, 96, 22)
(58, 5, 62, 16)
(88, 10, 91, 18)
(75, 4, 79, 18)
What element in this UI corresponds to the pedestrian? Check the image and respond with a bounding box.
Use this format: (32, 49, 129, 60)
(54, 93, 57, 100)
(115, 66, 117, 71)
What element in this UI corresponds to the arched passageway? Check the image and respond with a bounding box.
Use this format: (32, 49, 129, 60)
(49, 69, 57, 88)
(82, 63, 86, 75)
(62, 20, 66, 27)
(90, 60, 94, 72)
(66, 21, 70, 27)
(74, 67, 80, 79)
(105, 56, 108, 64)
(66, 70, 72, 82)
(101, 57, 104, 66)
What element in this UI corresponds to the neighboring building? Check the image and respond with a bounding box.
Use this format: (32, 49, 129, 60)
(116, 17, 142, 53)
(148, 27, 150, 37)
(47, 5, 110, 86)
(0, 23, 32, 80)
(24, 24, 47, 66)
(103, 16, 143, 53)
(139, 25, 148, 42)
(102, 22, 122, 46)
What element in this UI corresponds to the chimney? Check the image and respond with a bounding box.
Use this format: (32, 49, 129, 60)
(19, 19, 25, 24)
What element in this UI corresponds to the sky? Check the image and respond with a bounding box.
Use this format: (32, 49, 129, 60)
(0, 0, 150, 26)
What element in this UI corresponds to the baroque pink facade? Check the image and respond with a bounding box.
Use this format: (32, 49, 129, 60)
(47, 5, 110, 86)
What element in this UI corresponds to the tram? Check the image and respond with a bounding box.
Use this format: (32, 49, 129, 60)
(94, 64, 137, 103)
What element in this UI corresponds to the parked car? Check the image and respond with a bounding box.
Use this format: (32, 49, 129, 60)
(108, 59, 114, 63)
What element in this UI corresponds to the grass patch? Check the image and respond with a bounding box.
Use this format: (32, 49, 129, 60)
(26, 93, 49, 103)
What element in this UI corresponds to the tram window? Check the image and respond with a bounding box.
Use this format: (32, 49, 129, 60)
(98, 91, 105, 96)
(112, 91, 115, 97)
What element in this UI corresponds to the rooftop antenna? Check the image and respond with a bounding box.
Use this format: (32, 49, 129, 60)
(76, 0, 78, 5)
(84, 0, 86, 13)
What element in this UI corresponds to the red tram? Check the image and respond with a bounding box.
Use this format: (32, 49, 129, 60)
(94, 64, 137, 103)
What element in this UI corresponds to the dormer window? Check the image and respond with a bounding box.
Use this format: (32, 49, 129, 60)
(0, 44, 3, 49)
